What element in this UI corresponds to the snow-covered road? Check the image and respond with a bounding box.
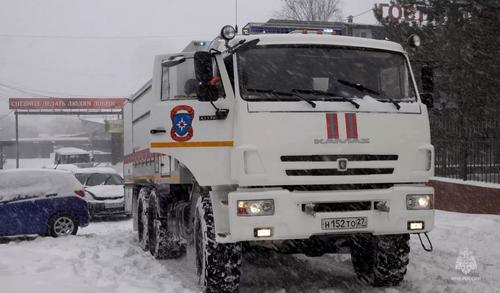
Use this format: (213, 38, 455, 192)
(1, 211, 499, 293)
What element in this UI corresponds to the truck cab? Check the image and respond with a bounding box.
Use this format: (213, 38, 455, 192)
(124, 27, 435, 292)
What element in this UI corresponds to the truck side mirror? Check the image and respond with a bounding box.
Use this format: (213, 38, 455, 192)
(421, 66, 434, 93)
(420, 65, 434, 108)
(194, 51, 218, 102)
(194, 52, 213, 83)
(420, 93, 434, 109)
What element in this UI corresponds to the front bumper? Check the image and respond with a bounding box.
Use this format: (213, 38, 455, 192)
(221, 185, 434, 243)
(87, 199, 126, 217)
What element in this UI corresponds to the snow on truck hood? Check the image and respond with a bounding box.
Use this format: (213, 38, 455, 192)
(85, 185, 124, 199)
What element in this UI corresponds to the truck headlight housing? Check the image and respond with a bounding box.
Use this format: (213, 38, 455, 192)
(237, 199, 274, 216)
(221, 25, 236, 40)
(406, 194, 433, 210)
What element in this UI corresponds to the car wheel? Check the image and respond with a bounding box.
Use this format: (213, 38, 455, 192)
(48, 213, 78, 237)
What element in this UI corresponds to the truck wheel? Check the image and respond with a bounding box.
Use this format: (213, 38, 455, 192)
(148, 190, 186, 259)
(137, 188, 150, 251)
(349, 234, 410, 287)
(194, 193, 242, 293)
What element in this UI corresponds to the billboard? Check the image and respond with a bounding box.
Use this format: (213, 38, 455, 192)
(9, 98, 125, 110)
(105, 119, 124, 134)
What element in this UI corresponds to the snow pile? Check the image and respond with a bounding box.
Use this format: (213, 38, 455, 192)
(4, 158, 53, 170)
(0, 211, 498, 293)
(0, 220, 195, 293)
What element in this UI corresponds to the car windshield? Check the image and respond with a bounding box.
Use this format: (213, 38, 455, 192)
(237, 45, 417, 102)
(82, 173, 123, 186)
(74, 173, 90, 185)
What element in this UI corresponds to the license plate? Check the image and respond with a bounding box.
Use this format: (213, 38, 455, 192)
(105, 202, 124, 209)
(321, 217, 368, 230)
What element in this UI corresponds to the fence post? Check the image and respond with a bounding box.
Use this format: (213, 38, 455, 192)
(459, 140, 467, 181)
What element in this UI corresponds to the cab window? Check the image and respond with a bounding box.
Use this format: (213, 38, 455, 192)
(161, 58, 198, 100)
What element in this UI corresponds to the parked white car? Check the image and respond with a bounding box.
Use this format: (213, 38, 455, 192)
(73, 167, 127, 218)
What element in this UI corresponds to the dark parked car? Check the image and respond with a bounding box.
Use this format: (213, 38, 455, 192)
(0, 169, 90, 237)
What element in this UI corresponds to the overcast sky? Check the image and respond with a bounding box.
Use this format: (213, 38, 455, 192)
(0, 0, 384, 115)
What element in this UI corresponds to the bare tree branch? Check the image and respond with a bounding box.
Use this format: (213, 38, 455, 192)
(277, 0, 342, 22)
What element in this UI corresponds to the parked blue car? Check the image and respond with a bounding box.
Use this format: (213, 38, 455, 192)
(0, 169, 90, 237)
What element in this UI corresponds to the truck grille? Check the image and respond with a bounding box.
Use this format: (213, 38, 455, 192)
(281, 154, 398, 162)
(301, 201, 372, 212)
(283, 183, 394, 191)
(286, 168, 394, 176)
(281, 154, 397, 177)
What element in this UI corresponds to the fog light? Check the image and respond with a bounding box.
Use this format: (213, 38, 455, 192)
(407, 194, 433, 210)
(254, 228, 272, 238)
(408, 221, 425, 231)
(237, 199, 274, 216)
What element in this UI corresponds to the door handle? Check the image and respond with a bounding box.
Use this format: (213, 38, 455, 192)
(150, 128, 167, 134)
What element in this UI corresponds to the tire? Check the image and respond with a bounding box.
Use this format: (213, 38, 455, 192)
(194, 193, 242, 293)
(137, 188, 150, 251)
(349, 233, 410, 287)
(48, 213, 78, 237)
(148, 189, 186, 259)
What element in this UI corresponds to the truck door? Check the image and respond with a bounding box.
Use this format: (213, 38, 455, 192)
(149, 53, 235, 186)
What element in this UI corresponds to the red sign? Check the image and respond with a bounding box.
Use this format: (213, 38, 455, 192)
(9, 98, 125, 110)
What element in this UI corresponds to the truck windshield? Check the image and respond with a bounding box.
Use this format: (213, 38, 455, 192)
(237, 45, 417, 103)
(57, 154, 90, 164)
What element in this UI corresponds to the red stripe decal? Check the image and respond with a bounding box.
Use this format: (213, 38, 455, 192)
(345, 113, 358, 139)
(333, 113, 339, 139)
(351, 113, 358, 139)
(326, 113, 332, 139)
(345, 113, 351, 138)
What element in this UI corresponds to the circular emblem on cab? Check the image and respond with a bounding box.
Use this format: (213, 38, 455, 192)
(170, 105, 195, 142)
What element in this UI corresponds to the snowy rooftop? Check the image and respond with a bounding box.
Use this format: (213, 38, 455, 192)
(54, 147, 90, 155)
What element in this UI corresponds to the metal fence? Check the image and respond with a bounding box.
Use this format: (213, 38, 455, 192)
(433, 139, 500, 183)
(431, 113, 500, 184)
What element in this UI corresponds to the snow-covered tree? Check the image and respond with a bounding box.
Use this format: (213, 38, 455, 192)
(375, 0, 500, 124)
(277, 0, 342, 21)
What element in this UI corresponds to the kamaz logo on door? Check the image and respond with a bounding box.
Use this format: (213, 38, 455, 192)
(314, 113, 370, 144)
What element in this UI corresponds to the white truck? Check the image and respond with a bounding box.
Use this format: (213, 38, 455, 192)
(124, 26, 435, 292)
(53, 147, 93, 168)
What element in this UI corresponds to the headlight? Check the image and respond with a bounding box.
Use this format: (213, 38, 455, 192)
(406, 194, 433, 210)
(221, 25, 236, 40)
(237, 199, 274, 216)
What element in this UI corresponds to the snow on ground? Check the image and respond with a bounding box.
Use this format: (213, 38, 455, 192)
(1, 211, 499, 293)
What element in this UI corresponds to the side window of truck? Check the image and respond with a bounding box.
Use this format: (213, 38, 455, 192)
(161, 58, 198, 101)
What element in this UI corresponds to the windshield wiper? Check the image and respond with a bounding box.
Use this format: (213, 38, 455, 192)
(291, 89, 360, 109)
(377, 98, 401, 110)
(336, 79, 400, 110)
(244, 88, 316, 108)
